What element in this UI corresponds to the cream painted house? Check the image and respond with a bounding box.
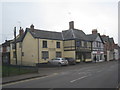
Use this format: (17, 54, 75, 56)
(10, 21, 92, 66)
(10, 24, 64, 66)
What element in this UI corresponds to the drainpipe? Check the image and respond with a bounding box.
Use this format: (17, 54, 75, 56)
(38, 39, 40, 64)
(90, 41, 93, 61)
(21, 42, 22, 65)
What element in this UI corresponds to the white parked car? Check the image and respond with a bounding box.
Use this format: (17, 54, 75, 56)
(48, 58, 68, 66)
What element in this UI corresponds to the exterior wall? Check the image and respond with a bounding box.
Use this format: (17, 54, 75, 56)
(106, 50, 114, 61)
(114, 49, 119, 60)
(63, 40, 92, 62)
(11, 31, 64, 66)
(22, 32, 38, 66)
(63, 40, 75, 51)
(39, 39, 63, 63)
(10, 43, 14, 64)
(17, 43, 22, 65)
(64, 51, 75, 58)
(63, 40, 76, 60)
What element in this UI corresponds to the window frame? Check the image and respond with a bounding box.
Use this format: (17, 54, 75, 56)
(56, 52, 62, 58)
(56, 42, 60, 48)
(42, 51, 49, 59)
(43, 41, 47, 48)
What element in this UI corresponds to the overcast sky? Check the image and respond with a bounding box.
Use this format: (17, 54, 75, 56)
(0, 0, 119, 45)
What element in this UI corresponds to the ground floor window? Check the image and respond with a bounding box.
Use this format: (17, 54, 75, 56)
(56, 52, 61, 58)
(85, 53, 91, 59)
(100, 54, 103, 60)
(92, 54, 103, 61)
(76, 52, 81, 59)
(42, 51, 49, 60)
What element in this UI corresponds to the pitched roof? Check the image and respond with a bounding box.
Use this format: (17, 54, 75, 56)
(62, 29, 89, 41)
(27, 28, 63, 40)
(109, 38, 114, 44)
(2, 40, 13, 46)
(101, 36, 109, 42)
(101, 36, 115, 45)
(12, 33, 25, 43)
(86, 33, 98, 41)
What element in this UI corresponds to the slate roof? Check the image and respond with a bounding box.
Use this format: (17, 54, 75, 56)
(101, 36, 109, 42)
(13, 27, 105, 43)
(62, 29, 89, 41)
(101, 36, 115, 44)
(86, 34, 98, 41)
(12, 33, 25, 43)
(86, 33, 104, 44)
(16, 34, 25, 42)
(27, 28, 63, 40)
(2, 40, 13, 46)
(109, 38, 114, 44)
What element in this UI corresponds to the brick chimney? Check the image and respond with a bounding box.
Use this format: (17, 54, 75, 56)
(19, 27, 24, 36)
(92, 29, 98, 34)
(30, 24, 34, 32)
(101, 34, 106, 37)
(69, 21, 74, 29)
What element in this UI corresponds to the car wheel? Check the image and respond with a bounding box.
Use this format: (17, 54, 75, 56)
(47, 61, 51, 65)
(74, 62, 76, 65)
(58, 63, 61, 67)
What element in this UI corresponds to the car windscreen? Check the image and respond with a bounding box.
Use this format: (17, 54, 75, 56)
(56, 58, 61, 60)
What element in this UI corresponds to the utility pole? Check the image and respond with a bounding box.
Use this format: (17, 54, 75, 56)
(14, 27, 17, 65)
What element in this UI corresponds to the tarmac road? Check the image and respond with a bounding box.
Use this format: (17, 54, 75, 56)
(2, 61, 118, 88)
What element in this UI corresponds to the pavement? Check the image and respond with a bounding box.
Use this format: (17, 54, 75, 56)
(2, 60, 119, 88)
(2, 67, 62, 84)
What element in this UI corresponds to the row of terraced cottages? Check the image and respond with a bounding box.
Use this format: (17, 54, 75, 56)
(1, 21, 119, 66)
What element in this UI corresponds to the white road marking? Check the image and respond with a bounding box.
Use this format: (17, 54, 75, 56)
(70, 76, 88, 83)
(2, 73, 58, 87)
(78, 72, 90, 75)
(97, 70, 102, 72)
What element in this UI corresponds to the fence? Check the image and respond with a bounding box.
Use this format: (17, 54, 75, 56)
(2, 63, 38, 77)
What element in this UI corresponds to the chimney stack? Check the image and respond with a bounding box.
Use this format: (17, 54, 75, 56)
(30, 24, 34, 32)
(69, 21, 74, 29)
(92, 29, 98, 34)
(19, 27, 24, 36)
(101, 34, 106, 37)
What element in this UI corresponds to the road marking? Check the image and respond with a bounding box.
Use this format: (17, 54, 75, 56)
(97, 70, 102, 72)
(70, 76, 88, 83)
(2, 73, 58, 87)
(78, 72, 91, 75)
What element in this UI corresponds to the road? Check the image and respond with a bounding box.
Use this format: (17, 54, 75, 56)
(2, 61, 118, 88)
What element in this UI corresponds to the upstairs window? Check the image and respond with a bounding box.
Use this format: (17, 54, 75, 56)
(84, 41, 87, 48)
(76, 40, 81, 47)
(81, 41, 84, 47)
(56, 42, 60, 48)
(43, 41, 47, 48)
